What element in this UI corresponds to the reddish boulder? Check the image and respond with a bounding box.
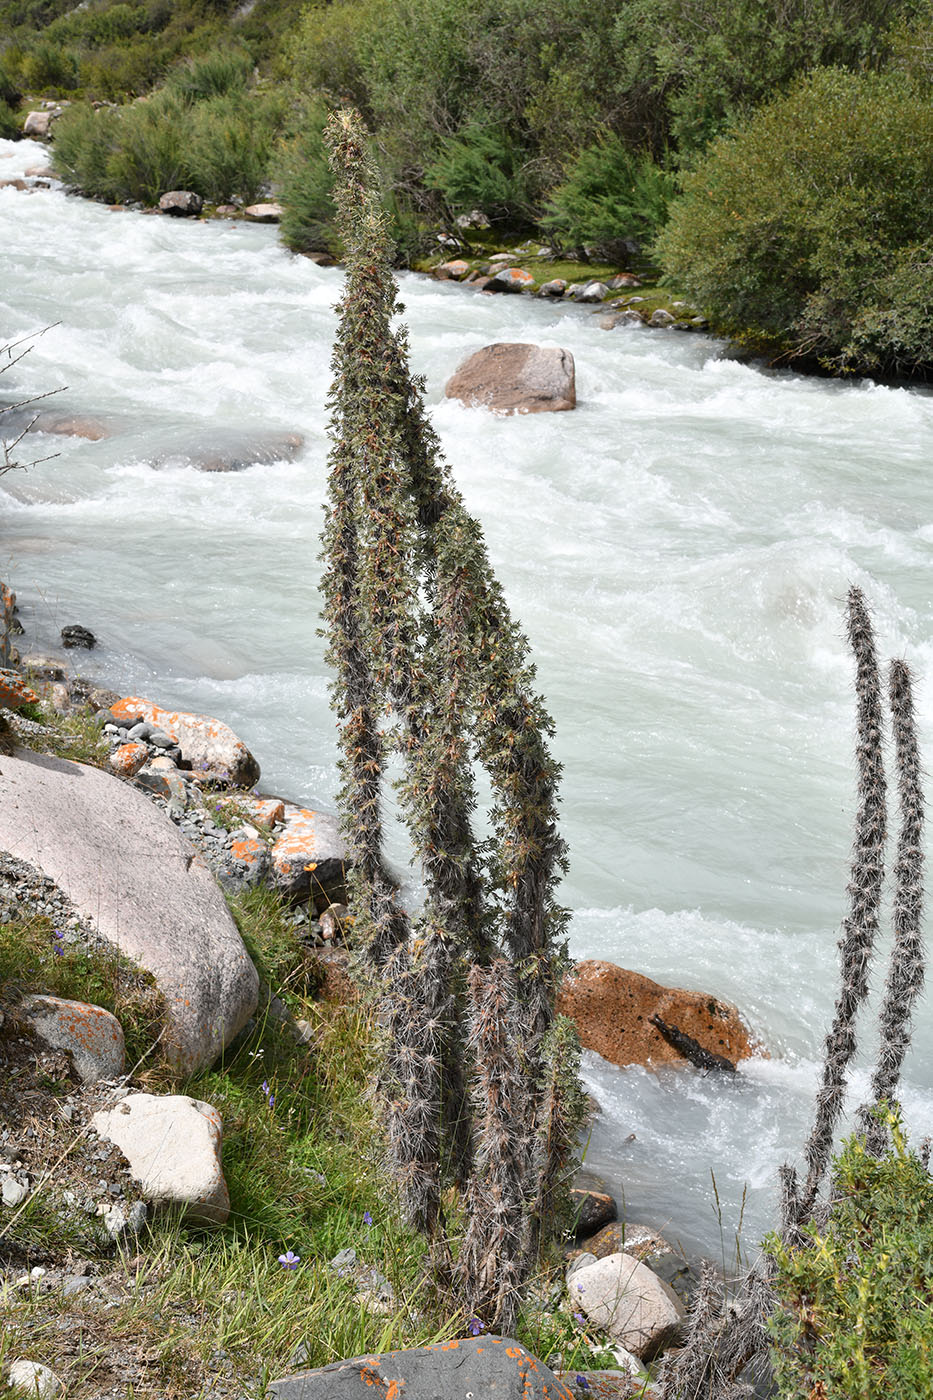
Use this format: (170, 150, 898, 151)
(557, 960, 760, 1069)
(445, 342, 576, 415)
(489, 266, 536, 293)
(0, 669, 39, 709)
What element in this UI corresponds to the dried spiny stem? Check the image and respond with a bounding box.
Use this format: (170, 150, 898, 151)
(797, 585, 886, 1223)
(858, 658, 925, 1155)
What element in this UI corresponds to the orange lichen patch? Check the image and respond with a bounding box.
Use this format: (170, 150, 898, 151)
(55, 1002, 122, 1050)
(385, 1382, 400, 1400)
(230, 838, 266, 868)
(108, 741, 149, 777)
(271, 809, 321, 876)
(240, 795, 285, 827)
(0, 669, 38, 709)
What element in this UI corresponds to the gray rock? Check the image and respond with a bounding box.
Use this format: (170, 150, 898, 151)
(159, 190, 203, 216)
(110, 696, 259, 788)
(537, 279, 567, 298)
(489, 267, 536, 294)
(62, 1274, 92, 1297)
(2, 1176, 29, 1207)
(22, 112, 52, 138)
(18, 994, 125, 1083)
(454, 208, 490, 229)
(578, 281, 609, 303)
(272, 805, 348, 902)
(92, 1093, 229, 1226)
(269, 1338, 574, 1400)
(0, 750, 258, 1072)
(649, 309, 676, 328)
(61, 624, 96, 649)
(571, 1169, 617, 1236)
(7, 1360, 63, 1399)
(445, 343, 576, 416)
(102, 1198, 147, 1238)
(572, 1252, 686, 1359)
(243, 202, 283, 222)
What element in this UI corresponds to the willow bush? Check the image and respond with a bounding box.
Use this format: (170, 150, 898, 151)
(321, 107, 584, 1332)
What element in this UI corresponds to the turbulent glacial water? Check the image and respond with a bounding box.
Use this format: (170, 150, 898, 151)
(4, 137, 933, 1262)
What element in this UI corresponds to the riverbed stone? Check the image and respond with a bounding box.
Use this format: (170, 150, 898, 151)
(244, 201, 283, 221)
(557, 960, 759, 1069)
(268, 1337, 573, 1400)
(159, 190, 203, 216)
(0, 748, 258, 1071)
(7, 1360, 64, 1399)
(150, 428, 305, 473)
(92, 1092, 230, 1225)
(434, 259, 470, 279)
(490, 266, 536, 293)
(0, 669, 39, 709)
(572, 1252, 686, 1359)
(109, 695, 260, 787)
(582, 1221, 673, 1263)
(571, 1169, 617, 1236)
(445, 343, 576, 415)
(33, 411, 111, 440)
(18, 994, 125, 1083)
(22, 112, 52, 138)
(109, 741, 149, 777)
(272, 804, 348, 903)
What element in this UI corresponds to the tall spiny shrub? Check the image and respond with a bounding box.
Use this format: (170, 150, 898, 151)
(322, 108, 583, 1327)
(655, 586, 926, 1399)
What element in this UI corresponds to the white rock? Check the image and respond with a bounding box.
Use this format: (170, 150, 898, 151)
(573, 1251, 686, 1359)
(1, 1177, 28, 1208)
(92, 1092, 229, 1225)
(22, 112, 51, 138)
(7, 1360, 63, 1399)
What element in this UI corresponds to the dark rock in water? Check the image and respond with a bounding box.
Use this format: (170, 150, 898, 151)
(159, 190, 203, 216)
(61, 625, 96, 650)
(269, 1338, 573, 1400)
(571, 1168, 618, 1236)
(649, 1013, 737, 1072)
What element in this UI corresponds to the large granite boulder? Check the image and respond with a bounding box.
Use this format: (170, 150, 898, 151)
(92, 1092, 229, 1225)
(572, 1252, 685, 1359)
(0, 749, 258, 1071)
(557, 960, 758, 1069)
(269, 1337, 573, 1400)
(159, 190, 202, 216)
(109, 695, 260, 787)
(445, 343, 576, 415)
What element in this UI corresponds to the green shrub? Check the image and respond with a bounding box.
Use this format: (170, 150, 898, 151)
(165, 44, 253, 101)
(424, 118, 531, 221)
(50, 101, 122, 199)
(186, 91, 276, 203)
(16, 38, 78, 92)
(0, 98, 19, 138)
(277, 103, 339, 254)
(654, 67, 933, 376)
(543, 133, 677, 252)
(103, 88, 188, 203)
(767, 1118, 933, 1397)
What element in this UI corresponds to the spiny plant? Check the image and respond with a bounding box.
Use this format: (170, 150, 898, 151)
(654, 585, 926, 1398)
(321, 106, 584, 1332)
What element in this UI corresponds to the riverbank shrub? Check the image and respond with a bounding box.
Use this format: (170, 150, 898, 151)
(277, 103, 339, 256)
(543, 134, 677, 254)
(654, 67, 933, 376)
(767, 1120, 933, 1398)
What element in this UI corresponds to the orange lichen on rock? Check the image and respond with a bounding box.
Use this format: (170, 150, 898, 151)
(557, 959, 763, 1069)
(108, 741, 149, 777)
(110, 695, 259, 787)
(0, 669, 39, 709)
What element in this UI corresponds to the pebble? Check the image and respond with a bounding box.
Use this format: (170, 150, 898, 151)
(62, 1274, 92, 1297)
(7, 1361, 64, 1399)
(1, 1176, 28, 1207)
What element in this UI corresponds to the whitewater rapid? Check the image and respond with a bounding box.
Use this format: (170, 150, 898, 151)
(3, 137, 933, 1260)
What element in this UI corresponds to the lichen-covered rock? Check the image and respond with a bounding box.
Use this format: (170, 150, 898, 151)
(557, 960, 759, 1069)
(110, 695, 259, 787)
(244, 202, 283, 222)
(572, 1252, 686, 1359)
(109, 742, 149, 777)
(92, 1092, 229, 1225)
(159, 190, 202, 216)
(272, 805, 348, 903)
(445, 342, 576, 415)
(434, 259, 470, 279)
(571, 1169, 617, 1236)
(0, 670, 38, 710)
(18, 994, 125, 1083)
(269, 1337, 574, 1400)
(489, 266, 536, 293)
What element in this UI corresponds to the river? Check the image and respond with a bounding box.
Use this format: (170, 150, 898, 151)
(3, 136, 933, 1263)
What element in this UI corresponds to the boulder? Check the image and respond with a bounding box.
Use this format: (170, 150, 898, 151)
(61, 624, 96, 649)
(0, 749, 259, 1071)
(571, 1169, 617, 1236)
(17, 995, 125, 1083)
(582, 1221, 672, 1264)
(578, 281, 609, 303)
(244, 202, 283, 222)
(109, 695, 260, 787)
(489, 266, 536, 293)
(0, 178, 28, 191)
(109, 741, 149, 777)
(19, 654, 66, 681)
(92, 1092, 229, 1225)
(269, 1337, 573, 1400)
(238, 794, 285, 828)
(150, 428, 304, 473)
(557, 960, 759, 1069)
(538, 279, 567, 298)
(445, 343, 576, 416)
(608, 274, 642, 289)
(434, 259, 470, 279)
(32, 411, 111, 440)
(159, 190, 202, 216)
(572, 1252, 686, 1359)
(23, 165, 54, 179)
(272, 804, 348, 904)
(649, 309, 676, 328)
(0, 670, 39, 709)
(22, 112, 52, 138)
(454, 208, 490, 229)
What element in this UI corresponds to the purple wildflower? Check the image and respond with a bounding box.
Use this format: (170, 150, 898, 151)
(52, 930, 65, 956)
(362, 1211, 372, 1226)
(278, 1250, 300, 1270)
(573, 1311, 585, 1325)
(575, 1377, 590, 1391)
(467, 1318, 485, 1337)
